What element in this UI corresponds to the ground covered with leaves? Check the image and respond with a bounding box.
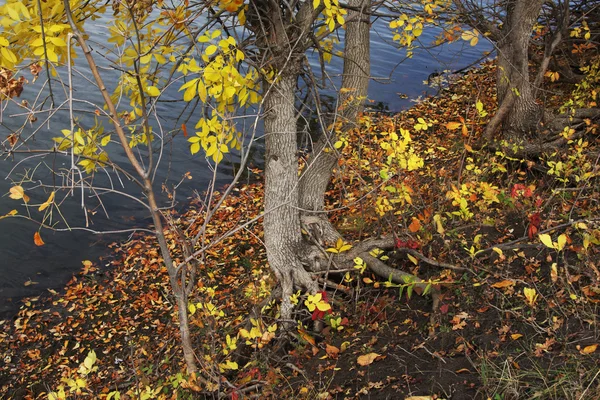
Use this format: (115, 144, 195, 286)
(1, 61, 600, 399)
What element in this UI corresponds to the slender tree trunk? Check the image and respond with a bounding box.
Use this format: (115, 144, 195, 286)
(298, 0, 371, 242)
(263, 71, 318, 320)
(494, 0, 545, 138)
(63, 0, 199, 374)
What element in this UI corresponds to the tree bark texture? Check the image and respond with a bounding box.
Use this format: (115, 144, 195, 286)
(495, 0, 545, 137)
(263, 72, 318, 320)
(298, 0, 371, 242)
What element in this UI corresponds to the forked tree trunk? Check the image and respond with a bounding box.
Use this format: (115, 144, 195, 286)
(263, 71, 318, 320)
(298, 0, 371, 242)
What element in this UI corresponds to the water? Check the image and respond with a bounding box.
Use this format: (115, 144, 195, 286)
(0, 13, 491, 317)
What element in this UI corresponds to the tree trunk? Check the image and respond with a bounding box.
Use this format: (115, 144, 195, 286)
(298, 0, 371, 242)
(494, 0, 545, 139)
(263, 71, 318, 320)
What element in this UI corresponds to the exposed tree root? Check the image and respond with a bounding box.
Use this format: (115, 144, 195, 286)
(484, 107, 599, 158)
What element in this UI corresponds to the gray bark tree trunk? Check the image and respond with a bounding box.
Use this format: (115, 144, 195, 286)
(298, 0, 371, 242)
(494, 0, 545, 138)
(263, 70, 318, 320)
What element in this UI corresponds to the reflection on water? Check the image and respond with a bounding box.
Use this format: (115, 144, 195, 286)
(0, 13, 491, 317)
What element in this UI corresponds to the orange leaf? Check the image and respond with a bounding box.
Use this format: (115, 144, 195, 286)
(461, 123, 469, 137)
(408, 217, 421, 233)
(446, 121, 462, 130)
(582, 344, 598, 354)
(491, 280, 515, 288)
(511, 333, 523, 340)
(357, 352, 380, 366)
(325, 344, 340, 359)
(33, 232, 45, 246)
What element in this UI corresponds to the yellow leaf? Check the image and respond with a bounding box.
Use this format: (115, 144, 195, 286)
(205, 45, 217, 56)
(39, 191, 55, 212)
(539, 233, 554, 249)
(582, 344, 598, 354)
(357, 352, 380, 366)
(556, 234, 567, 251)
(7, 6, 20, 21)
(407, 254, 418, 265)
(433, 214, 444, 235)
(9, 185, 29, 203)
(146, 86, 160, 97)
(523, 287, 538, 307)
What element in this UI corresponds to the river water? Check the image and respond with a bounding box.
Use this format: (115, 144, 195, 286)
(0, 13, 491, 317)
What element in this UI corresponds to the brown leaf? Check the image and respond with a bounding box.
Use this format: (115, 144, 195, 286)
(33, 232, 45, 246)
(325, 344, 340, 359)
(357, 352, 380, 366)
(7, 134, 17, 146)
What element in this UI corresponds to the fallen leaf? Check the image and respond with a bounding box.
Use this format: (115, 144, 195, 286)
(581, 344, 598, 354)
(38, 191, 55, 212)
(9, 185, 30, 203)
(408, 217, 421, 233)
(446, 121, 462, 130)
(325, 344, 339, 359)
(491, 280, 515, 288)
(357, 352, 380, 366)
(524, 287, 538, 307)
(511, 333, 523, 340)
(33, 232, 45, 246)
(539, 233, 554, 249)
(550, 263, 558, 283)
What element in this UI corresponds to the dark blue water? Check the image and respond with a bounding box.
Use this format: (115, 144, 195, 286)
(0, 13, 491, 317)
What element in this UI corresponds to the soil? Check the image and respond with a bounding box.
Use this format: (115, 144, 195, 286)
(1, 60, 600, 400)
